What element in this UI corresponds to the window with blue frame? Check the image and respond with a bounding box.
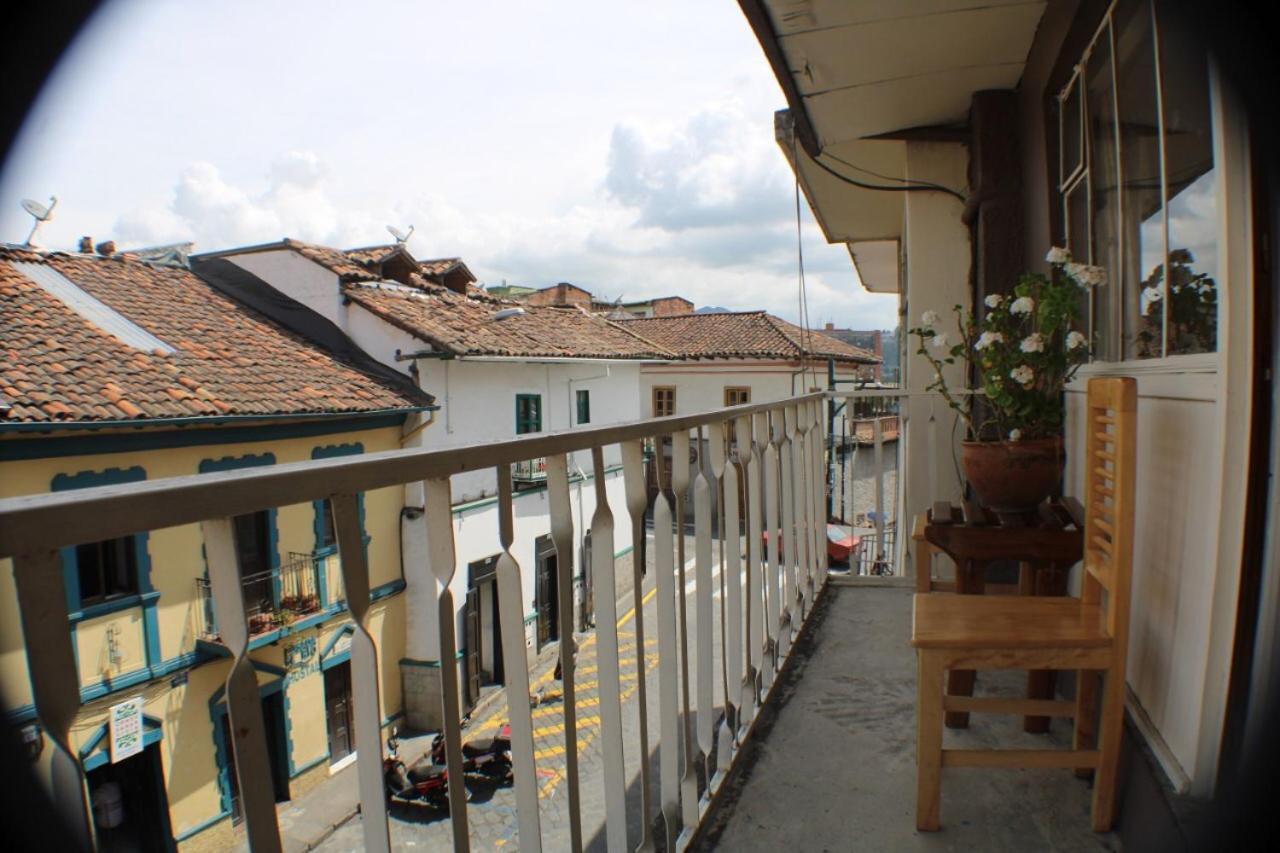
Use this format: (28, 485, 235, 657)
(52, 466, 150, 612)
(76, 538, 139, 605)
(311, 444, 367, 559)
(576, 389, 590, 425)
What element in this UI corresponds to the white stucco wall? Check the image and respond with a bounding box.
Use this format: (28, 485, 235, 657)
(227, 248, 349, 331)
(638, 359, 855, 417)
(899, 140, 972, 573)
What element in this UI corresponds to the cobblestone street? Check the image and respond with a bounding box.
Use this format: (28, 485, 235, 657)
(317, 533, 728, 851)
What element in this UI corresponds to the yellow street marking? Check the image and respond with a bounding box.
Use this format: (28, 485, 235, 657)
(533, 714, 599, 739)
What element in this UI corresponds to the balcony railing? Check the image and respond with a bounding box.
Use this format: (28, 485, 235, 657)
(511, 455, 548, 484)
(195, 553, 325, 641)
(0, 390, 961, 851)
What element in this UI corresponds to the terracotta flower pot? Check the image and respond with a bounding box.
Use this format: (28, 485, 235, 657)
(961, 437, 1065, 514)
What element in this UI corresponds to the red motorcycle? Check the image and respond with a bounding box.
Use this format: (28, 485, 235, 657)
(383, 730, 451, 808)
(432, 723, 513, 782)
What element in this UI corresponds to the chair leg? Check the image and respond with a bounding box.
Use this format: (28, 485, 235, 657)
(916, 650, 944, 832)
(1091, 666, 1125, 831)
(1074, 669, 1098, 779)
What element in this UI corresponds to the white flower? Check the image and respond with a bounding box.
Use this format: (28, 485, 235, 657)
(974, 331, 1004, 350)
(1064, 262, 1107, 288)
(1010, 296, 1035, 315)
(930, 332, 950, 350)
(1045, 246, 1071, 265)
(920, 310, 940, 327)
(1020, 333, 1045, 353)
(1082, 265, 1107, 287)
(1009, 429, 1023, 442)
(984, 294, 1003, 309)
(1067, 331, 1087, 350)
(1010, 365, 1035, 386)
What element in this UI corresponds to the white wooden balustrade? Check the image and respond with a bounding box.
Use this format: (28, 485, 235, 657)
(0, 392, 842, 852)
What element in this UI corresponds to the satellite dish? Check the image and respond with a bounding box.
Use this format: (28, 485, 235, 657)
(20, 195, 57, 247)
(386, 224, 414, 244)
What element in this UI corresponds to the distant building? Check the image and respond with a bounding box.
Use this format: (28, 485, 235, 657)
(500, 280, 695, 318)
(816, 324, 899, 383)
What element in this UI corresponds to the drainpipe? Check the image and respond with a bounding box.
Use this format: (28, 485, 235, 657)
(567, 367, 609, 631)
(826, 358, 837, 519)
(400, 354, 444, 729)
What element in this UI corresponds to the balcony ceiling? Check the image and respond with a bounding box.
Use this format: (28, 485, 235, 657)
(760, 0, 1047, 145)
(749, 1, 1048, 291)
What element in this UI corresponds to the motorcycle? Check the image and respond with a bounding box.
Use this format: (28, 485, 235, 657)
(383, 729, 451, 808)
(432, 722, 513, 782)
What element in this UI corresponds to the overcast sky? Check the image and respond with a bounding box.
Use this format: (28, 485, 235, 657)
(0, 0, 897, 329)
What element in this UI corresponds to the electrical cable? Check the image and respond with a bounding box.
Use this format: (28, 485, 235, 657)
(806, 150, 968, 204)
(792, 133, 818, 391)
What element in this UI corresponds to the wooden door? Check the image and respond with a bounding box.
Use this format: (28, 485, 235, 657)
(324, 662, 354, 763)
(464, 587, 482, 707)
(535, 544, 559, 650)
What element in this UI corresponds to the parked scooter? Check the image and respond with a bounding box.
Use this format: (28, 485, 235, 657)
(432, 722, 513, 782)
(384, 729, 451, 808)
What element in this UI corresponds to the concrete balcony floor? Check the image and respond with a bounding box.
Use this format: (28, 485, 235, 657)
(694, 582, 1118, 852)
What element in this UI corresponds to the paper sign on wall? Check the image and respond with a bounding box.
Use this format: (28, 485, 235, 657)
(108, 696, 144, 764)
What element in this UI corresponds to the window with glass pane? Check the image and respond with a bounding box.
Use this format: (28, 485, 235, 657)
(516, 393, 542, 434)
(652, 386, 675, 417)
(1055, 0, 1217, 362)
(77, 538, 139, 605)
(1087, 21, 1122, 362)
(319, 500, 337, 549)
(1158, 3, 1218, 355)
(576, 389, 590, 424)
(1114, 0, 1166, 359)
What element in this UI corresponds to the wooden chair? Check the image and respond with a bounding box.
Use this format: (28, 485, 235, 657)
(911, 376, 1136, 832)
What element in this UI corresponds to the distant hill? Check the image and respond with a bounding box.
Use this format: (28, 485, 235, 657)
(694, 305, 731, 314)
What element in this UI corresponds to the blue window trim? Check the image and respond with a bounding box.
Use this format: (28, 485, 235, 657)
(320, 623, 356, 671)
(209, 661, 287, 816)
(0, 410, 421, 461)
(51, 466, 161, 673)
(79, 713, 164, 772)
(310, 444, 367, 608)
(576, 388, 590, 424)
(199, 453, 280, 604)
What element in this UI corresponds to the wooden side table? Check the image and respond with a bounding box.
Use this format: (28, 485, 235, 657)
(922, 498, 1084, 732)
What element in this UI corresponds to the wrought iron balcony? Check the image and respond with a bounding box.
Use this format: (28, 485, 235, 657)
(195, 552, 325, 641)
(511, 455, 549, 484)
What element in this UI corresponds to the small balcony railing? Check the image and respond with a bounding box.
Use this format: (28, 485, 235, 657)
(511, 455, 548, 484)
(195, 552, 324, 641)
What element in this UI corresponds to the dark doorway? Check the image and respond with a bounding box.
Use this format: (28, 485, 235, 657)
(535, 535, 559, 651)
(219, 691, 290, 823)
(464, 556, 503, 710)
(324, 662, 355, 764)
(87, 742, 174, 852)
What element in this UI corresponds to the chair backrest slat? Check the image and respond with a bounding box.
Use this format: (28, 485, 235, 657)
(1081, 377, 1137, 639)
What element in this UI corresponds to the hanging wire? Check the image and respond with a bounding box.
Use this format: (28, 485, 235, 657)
(792, 131, 818, 392)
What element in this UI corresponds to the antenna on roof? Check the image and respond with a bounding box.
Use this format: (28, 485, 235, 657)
(20, 195, 57, 247)
(386, 224, 414, 244)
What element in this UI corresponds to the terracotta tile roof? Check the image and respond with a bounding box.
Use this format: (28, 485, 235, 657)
(343, 244, 407, 266)
(284, 239, 381, 281)
(418, 257, 463, 276)
(617, 312, 879, 364)
(0, 248, 431, 425)
(287, 241, 483, 294)
(344, 282, 675, 359)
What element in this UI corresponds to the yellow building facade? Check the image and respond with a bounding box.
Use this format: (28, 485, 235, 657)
(0, 415, 413, 851)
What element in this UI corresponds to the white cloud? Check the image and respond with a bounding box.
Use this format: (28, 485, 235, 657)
(110, 118, 896, 330)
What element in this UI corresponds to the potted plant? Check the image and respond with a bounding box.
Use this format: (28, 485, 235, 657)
(909, 247, 1103, 513)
